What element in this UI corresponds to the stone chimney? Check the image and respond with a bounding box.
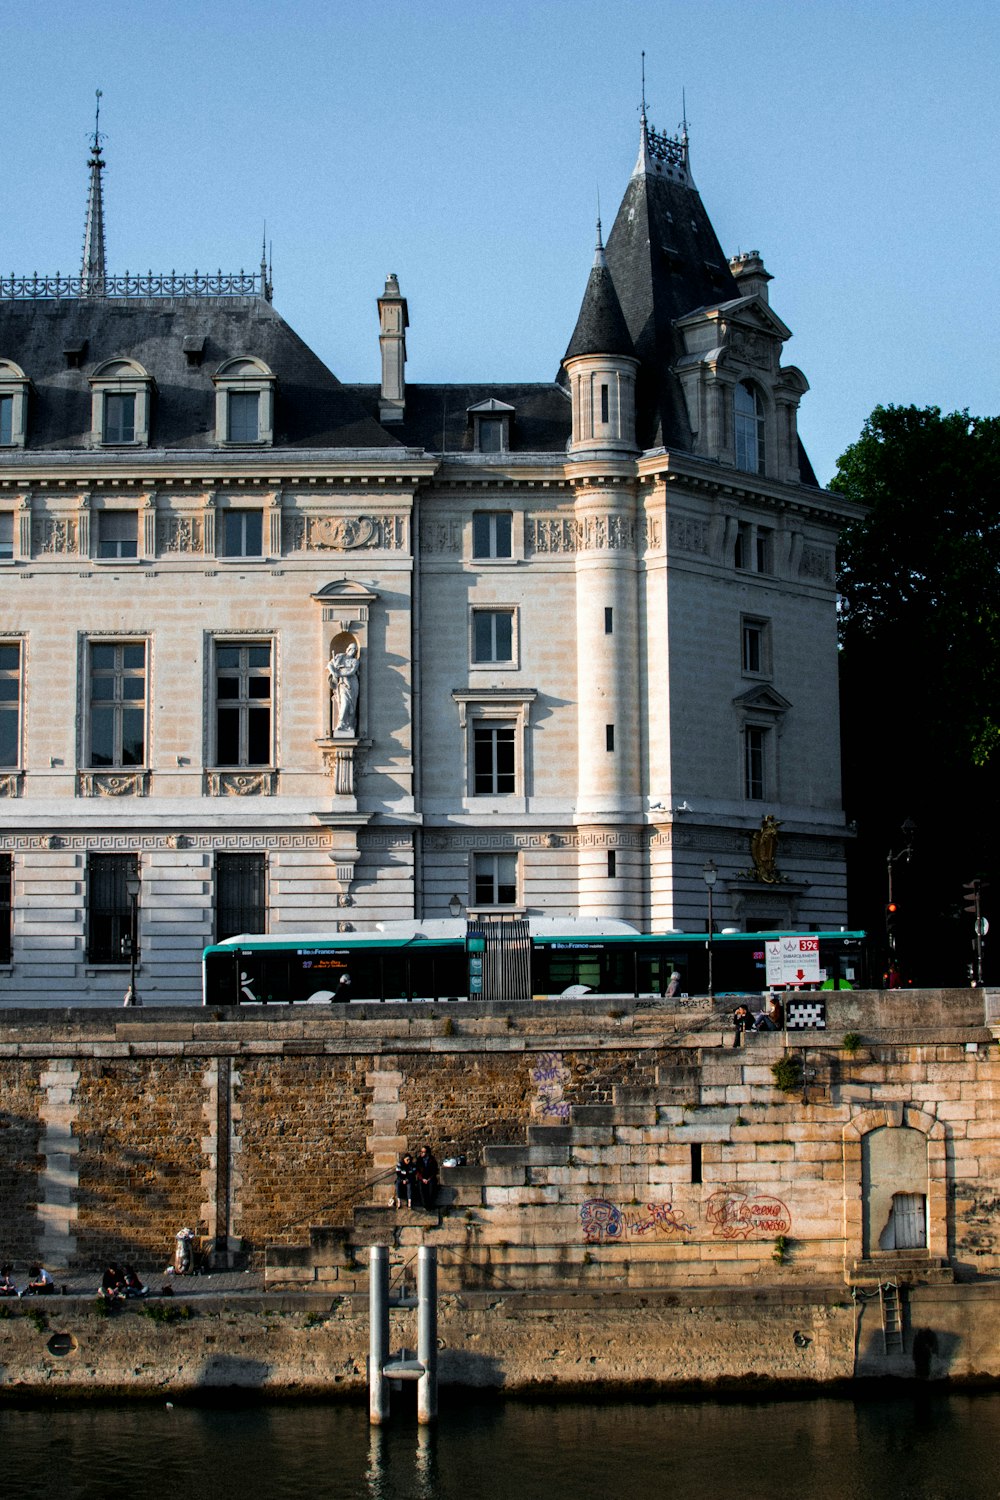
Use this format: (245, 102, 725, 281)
(729, 251, 772, 304)
(377, 273, 408, 423)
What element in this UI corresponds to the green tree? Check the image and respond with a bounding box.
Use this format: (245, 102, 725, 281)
(832, 405, 1000, 983)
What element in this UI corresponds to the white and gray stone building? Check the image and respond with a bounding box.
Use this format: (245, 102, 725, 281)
(0, 105, 862, 1003)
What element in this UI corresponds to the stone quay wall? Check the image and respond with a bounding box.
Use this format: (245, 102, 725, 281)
(0, 989, 997, 1297)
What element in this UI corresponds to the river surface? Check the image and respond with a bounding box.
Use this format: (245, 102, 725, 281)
(2, 1390, 999, 1499)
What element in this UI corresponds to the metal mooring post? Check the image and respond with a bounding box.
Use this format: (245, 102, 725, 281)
(369, 1244, 390, 1425)
(417, 1245, 438, 1424)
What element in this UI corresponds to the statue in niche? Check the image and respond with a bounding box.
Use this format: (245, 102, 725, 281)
(750, 814, 783, 884)
(327, 637, 361, 736)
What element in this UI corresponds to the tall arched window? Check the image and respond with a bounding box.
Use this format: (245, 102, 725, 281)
(734, 381, 766, 476)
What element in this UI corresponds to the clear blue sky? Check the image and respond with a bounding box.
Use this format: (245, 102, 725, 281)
(4, 0, 997, 483)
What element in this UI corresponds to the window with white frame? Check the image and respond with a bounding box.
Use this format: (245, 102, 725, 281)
(0, 643, 21, 766)
(213, 358, 275, 446)
(97, 511, 138, 560)
(471, 608, 515, 665)
(88, 641, 146, 768)
(214, 641, 272, 767)
(734, 381, 765, 475)
(744, 725, 768, 801)
(741, 617, 770, 677)
(474, 852, 518, 906)
(473, 720, 516, 794)
(472, 511, 512, 559)
(0, 360, 30, 448)
(89, 359, 153, 447)
(0, 513, 12, 561)
(220, 509, 263, 558)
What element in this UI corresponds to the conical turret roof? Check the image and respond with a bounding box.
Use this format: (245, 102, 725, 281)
(564, 224, 635, 362)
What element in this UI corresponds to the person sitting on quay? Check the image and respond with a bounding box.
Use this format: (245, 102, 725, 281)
(123, 1264, 148, 1298)
(752, 997, 785, 1032)
(98, 1263, 127, 1302)
(22, 1264, 56, 1296)
(732, 1004, 753, 1048)
(391, 1152, 416, 1209)
(414, 1144, 439, 1210)
(0, 1263, 19, 1297)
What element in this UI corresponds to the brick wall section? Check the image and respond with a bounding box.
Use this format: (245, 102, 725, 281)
(74, 1058, 205, 1268)
(0, 1061, 43, 1260)
(233, 1055, 374, 1254)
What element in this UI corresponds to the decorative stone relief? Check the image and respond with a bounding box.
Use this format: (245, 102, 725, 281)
(320, 743, 361, 796)
(419, 519, 462, 554)
(284, 514, 406, 552)
(640, 516, 663, 551)
(800, 546, 833, 581)
(158, 514, 204, 554)
(33, 518, 76, 555)
(729, 328, 773, 371)
(525, 517, 577, 555)
(0, 830, 331, 852)
(668, 515, 709, 554)
(0, 773, 22, 798)
(205, 771, 276, 797)
(77, 771, 149, 798)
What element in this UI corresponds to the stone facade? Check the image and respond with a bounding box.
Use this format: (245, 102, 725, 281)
(0, 107, 863, 1004)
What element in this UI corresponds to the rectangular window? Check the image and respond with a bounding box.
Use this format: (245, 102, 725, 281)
(745, 726, 767, 801)
(227, 390, 260, 443)
(87, 852, 138, 965)
(600, 384, 609, 424)
(477, 416, 504, 452)
(215, 641, 272, 766)
(474, 852, 518, 906)
(691, 1143, 702, 1184)
(0, 513, 14, 560)
(606, 724, 615, 752)
(742, 619, 768, 675)
(472, 511, 512, 559)
(473, 721, 515, 794)
(97, 511, 139, 559)
(0, 853, 11, 964)
(604, 607, 613, 635)
(216, 853, 267, 942)
(472, 608, 514, 664)
(607, 850, 616, 878)
(734, 522, 751, 571)
(221, 509, 263, 558)
(0, 644, 20, 767)
(755, 527, 773, 574)
(104, 392, 136, 443)
(0, 395, 12, 446)
(88, 642, 146, 768)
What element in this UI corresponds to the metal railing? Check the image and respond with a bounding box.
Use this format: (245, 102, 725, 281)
(0, 268, 271, 301)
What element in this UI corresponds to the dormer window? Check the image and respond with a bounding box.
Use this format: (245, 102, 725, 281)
(468, 398, 514, 454)
(89, 359, 153, 447)
(0, 360, 30, 448)
(213, 357, 275, 447)
(735, 381, 766, 476)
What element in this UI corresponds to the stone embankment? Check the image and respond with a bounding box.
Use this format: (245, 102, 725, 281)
(0, 987, 998, 1393)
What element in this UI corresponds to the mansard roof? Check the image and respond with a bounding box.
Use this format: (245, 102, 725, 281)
(0, 296, 400, 450)
(564, 238, 635, 363)
(343, 382, 571, 454)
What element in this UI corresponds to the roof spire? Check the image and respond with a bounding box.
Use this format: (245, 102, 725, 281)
(81, 89, 107, 298)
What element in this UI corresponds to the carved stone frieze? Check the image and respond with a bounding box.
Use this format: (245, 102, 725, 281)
(668, 515, 709, 554)
(729, 328, 774, 371)
(158, 514, 204, 554)
(33, 518, 77, 555)
(525, 517, 577, 555)
(77, 771, 149, 798)
(800, 546, 833, 581)
(419, 519, 462, 554)
(0, 773, 22, 798)
(284, 514, 406, 553)
(205, 771, 277, 797)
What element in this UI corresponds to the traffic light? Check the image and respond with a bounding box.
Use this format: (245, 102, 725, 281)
(885, 901, 898, 933)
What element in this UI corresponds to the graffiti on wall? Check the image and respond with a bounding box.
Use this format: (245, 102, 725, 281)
(530, 1052, 571, 1121)
(706, 1191, 791, 1239)
(580, 1199, 693, 1243)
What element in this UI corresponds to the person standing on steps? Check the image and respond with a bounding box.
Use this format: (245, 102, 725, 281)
(415, 1144, 439, 1210)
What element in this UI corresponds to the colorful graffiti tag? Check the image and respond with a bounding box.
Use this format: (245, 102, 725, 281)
(580, 1199, 692, 1243)
(530, 1051, 571, 1121)
(705, 1191, 792, 1239)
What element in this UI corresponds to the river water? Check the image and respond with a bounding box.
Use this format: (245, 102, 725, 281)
(2, 1390, 999, 1499)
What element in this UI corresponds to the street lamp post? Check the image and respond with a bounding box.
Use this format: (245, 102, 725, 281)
(123, 873, 141, 1007)
(885, 818, 916, 974)
(703, 860, 718, 998)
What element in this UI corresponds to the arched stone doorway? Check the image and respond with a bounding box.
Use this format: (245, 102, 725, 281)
(842, 1105, 948, 1280)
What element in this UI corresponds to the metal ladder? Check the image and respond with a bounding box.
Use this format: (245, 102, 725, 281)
(879, 1279, 904, 1353)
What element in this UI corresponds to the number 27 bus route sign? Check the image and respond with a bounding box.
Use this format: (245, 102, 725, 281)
(765, 936, 821, 987)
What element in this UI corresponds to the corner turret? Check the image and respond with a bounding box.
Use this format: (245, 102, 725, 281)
(562, 222, 638, 458)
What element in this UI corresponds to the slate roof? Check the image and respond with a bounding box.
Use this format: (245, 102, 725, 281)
(564, 245, 635, 362)
(343, 382, 571, 454)
(0, 296, 401, 451)
(603, 148, 739, 453)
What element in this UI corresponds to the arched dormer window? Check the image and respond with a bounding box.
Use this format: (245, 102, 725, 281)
(0, 360, 30, 448)
(734, 381, 766, 476)
(89, 359, 154, 447)
(213, 357, 275, 447)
